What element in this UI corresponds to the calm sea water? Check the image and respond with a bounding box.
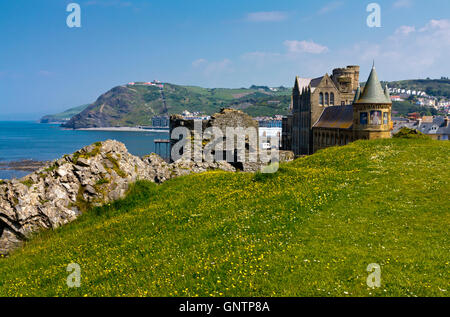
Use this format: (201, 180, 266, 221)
(0, 121, 169, 179)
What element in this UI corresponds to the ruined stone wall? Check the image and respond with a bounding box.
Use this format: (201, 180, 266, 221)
(170, 108, 265, 171)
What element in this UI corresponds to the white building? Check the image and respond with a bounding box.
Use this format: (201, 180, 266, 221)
(259, 127, 282, 149)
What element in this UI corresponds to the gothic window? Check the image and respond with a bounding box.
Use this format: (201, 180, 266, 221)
(325, 93, 329, 105)
(319, 93, 324, 105)
(330, 93, 335, 106)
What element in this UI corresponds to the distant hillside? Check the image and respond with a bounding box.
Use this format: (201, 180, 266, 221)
(61, 84, 291, 129)
(40, 104, 89, 123)
(51, 78, 449, 128)
(392, 101, 442, 117)
(385, 79, 450, 99)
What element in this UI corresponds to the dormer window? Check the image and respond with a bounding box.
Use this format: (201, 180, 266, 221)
(325, 93, 329, 105)
(319, 93, 324, 105)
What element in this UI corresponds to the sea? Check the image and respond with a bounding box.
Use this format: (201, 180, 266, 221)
(0, 121, 169, 180)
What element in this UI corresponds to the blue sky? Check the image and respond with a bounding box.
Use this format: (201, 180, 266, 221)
(0, 0, 449, 119)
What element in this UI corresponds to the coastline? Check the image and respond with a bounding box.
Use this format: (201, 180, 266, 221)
(0, 160, 49, 171)
(74, 127, 169, 133)
(0, 122, 171, 180)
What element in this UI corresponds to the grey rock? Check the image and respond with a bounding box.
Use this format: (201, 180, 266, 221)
(0, 139, 237, 255)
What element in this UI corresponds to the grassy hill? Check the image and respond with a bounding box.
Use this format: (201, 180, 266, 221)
(40, 105, 90, 123)
(0, 137, 448, 297)
(61, 84, 291, 128)
(392, 101, 442, 117)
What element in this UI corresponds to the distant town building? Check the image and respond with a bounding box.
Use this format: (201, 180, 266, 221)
(438, 99, 450, 108)
(255, 116, 283, 128)
(259, 127, 282, 149)
(151, 115, 169, 128)
(181, 110, 210, 121)
(126, 80, 164, 88)
(391, 95, 404, 101)
(393, 116, 450, 140)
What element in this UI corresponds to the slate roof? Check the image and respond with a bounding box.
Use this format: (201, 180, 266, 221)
(438, 122, 450, 135)
(295, 76, 325, 94)
(295, 77, 312, 91)
(355, 66, 391, 104)
(313, 105, 354, 129)
(393, 116, 450, 135)
(417, 116, 450, 135)
(310, 76, 324, 87)
(353, 85, 361, 103)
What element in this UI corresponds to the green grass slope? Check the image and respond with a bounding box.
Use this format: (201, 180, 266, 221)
(392, 101, 442, 117)
(0, 138, 448, 297)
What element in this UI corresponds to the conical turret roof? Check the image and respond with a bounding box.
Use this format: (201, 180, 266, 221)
(384, 85, 391, 103)
(353, 84, 361, 103)
(355, 65, 391, 104)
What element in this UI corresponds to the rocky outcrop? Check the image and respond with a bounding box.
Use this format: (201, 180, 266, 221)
(0, 140, 235, 255)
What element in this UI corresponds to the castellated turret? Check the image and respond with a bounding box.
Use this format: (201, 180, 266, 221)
(332, 65, 360, 93)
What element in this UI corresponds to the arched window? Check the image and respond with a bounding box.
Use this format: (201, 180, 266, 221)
(319, 93, 324, 105)
(325, 93, 329, 105)
(330, 93, 335, 106)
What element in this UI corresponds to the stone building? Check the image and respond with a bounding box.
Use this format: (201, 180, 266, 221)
(282, 65, 393, 155)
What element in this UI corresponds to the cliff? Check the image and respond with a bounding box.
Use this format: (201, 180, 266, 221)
(40, 104, 89, 124)
(0, 140, 235, 255)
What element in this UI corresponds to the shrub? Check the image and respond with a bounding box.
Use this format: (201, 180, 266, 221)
(393, 127, 430, 139)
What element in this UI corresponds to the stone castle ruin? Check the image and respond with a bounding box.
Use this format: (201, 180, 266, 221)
(170, 108, 291, 172)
